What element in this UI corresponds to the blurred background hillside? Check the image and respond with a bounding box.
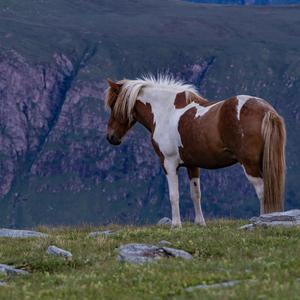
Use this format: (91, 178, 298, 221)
(0, 0, 299, 227)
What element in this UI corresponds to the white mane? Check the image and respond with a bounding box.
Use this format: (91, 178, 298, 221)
(109, 74, 200, 122)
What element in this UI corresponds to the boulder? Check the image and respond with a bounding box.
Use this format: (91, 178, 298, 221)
(250, 209, 300, 223)
(0, 281, 6, 286)
(239, 209, 300, 230)
(0, 228, 48, 238)
(118, 243, 192, 264)
(255, 221, 299, 228)
(0, 264, 29, 277)
(157, 217, 172, 226)
(47, 246, 72, 259)
(162, 247, 193, 260)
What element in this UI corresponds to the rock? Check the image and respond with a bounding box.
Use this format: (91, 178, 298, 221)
(157, 217, 172, 226)
(0, 281, 7, 286)
(185, 280, 242, 291)
(255, 221, 300, 228)
(250, 210, 300, 223)
(0, 264, 29, 277)
(117, 243, 192, 264)
(47, 245, 72, 259)
(158, 240, 172, 246)
(88, 230, 116, 238)
(241, 210, 300, 230)
(239, 224, 254, 230)
(161, 247, 193, 260)
(0, 228, 48, 238)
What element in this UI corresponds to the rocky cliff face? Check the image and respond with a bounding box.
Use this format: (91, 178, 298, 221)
(0, 51, 223, 226)
(0, 51, 73, 195)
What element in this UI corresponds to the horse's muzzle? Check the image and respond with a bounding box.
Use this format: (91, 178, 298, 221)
(106, 134, 121, 145)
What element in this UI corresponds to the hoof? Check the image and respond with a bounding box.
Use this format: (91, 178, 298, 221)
(195, 220, 206, 226)
(171, 223, 182, 229)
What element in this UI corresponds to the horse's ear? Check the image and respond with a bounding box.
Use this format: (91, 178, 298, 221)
(107, 79, 122, 92)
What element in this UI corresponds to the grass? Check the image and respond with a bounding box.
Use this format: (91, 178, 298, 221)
(0, 220, 300, 299)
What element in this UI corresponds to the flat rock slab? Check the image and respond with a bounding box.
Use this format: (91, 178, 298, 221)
(157, 217, 172, 226)
(250, 209, 300, 223)
(118, 243, 192, 264)
(0, 228, 48, 238)
(255, 220, 300, 228)
(239, 209, 300, 230)
(186, 280, 242, 291)
(88, 230, 116, 238)
(0, 264, 29, 277)
(47, 246, 72, 259)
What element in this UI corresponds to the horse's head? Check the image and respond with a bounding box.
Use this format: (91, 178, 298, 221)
(105, 79, 136, 145)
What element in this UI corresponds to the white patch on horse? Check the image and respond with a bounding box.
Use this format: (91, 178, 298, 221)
(139, 88, 221, 162)
(242, 166, 264, 214)
(182, 100, 221, 119)
(165, 159, 181, 227)
(236, 95, 251, 120)
(236, 95, 262, 121)
(139, 88, 186, 160)
(189, 177, 206, 225)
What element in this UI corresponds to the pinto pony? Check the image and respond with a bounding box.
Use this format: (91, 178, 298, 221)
(105, 75, 286, 227)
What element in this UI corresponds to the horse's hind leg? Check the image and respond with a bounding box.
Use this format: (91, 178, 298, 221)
(242, 164, 264, 214)
(187, 167, 206, 226)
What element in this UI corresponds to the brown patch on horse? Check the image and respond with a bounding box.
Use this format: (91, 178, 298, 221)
(174, 92, 187, 108)
(178, 102, 237, 169)
(134, 100, 155, 132)
(106, 79, 123, 109)
(174, 92, 210, 109)
(186, 93, 210, 106)
(187, 167, 200, 180)
(223, 97, 269, 168)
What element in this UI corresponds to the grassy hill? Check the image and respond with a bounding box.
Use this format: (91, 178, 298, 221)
(0, 0, 299, 227)
(0, 221, 300, 299)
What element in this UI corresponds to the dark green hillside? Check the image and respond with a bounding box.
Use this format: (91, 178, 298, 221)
(185, 0, 300, 4)
(0, 0, 299, 227)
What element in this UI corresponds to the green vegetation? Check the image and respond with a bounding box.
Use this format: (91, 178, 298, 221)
(0, 221, 300, 299)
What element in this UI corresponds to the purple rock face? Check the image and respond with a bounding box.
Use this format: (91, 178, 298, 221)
(0, 51, 75, 196)
(1, 52, 230, 226)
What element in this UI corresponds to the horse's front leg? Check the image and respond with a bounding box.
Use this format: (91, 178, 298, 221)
(187, 167, 206, 226)
(164, 160, 182, 228)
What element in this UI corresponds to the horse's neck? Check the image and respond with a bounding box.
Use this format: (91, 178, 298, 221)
(133, 88, 177, 133)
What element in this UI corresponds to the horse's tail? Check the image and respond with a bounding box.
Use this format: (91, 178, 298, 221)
(261, 111, 286, 213)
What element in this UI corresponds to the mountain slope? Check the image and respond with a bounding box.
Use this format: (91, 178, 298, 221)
(0, 0, 299, 227)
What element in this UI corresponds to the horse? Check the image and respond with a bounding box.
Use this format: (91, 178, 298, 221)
(105, 75, 286, 228)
